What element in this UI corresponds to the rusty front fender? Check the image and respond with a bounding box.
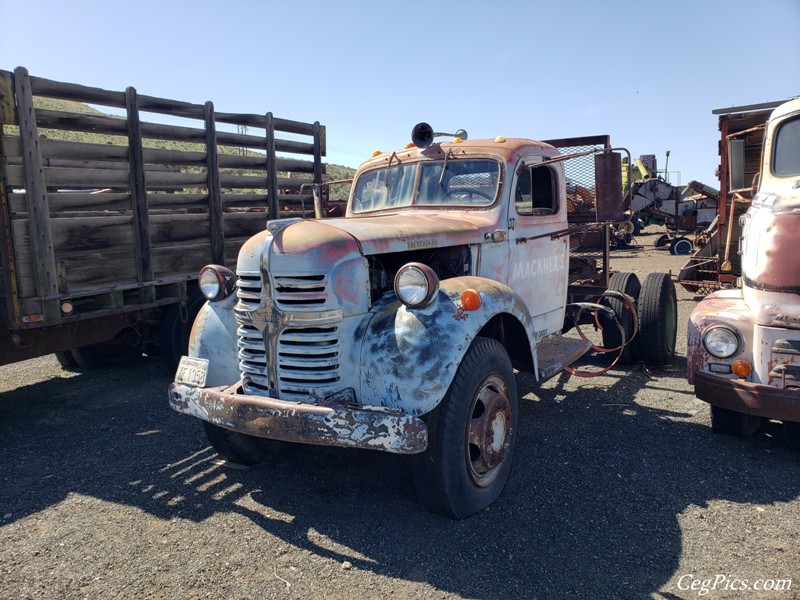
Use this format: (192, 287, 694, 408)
(358, 276, 536, 416)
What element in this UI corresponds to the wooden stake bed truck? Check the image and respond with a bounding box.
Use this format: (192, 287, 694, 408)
(169, 124, 679, 518)
(0, 67, 327, 368)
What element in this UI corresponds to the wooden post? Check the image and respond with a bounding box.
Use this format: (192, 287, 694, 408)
(125, 87, 155, 303)
(204, 101, 224, 264)
(13, 67, 60, 320)
(265, 112, 278, 220)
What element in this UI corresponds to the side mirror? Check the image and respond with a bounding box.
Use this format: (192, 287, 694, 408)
(594, 152, 624, 222)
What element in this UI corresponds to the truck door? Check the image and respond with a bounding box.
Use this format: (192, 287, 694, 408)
(508, 159, 569, 341)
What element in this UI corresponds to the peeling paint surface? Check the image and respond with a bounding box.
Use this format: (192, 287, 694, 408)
(168, 382, 427, 454)
(359, 276, 536, 415)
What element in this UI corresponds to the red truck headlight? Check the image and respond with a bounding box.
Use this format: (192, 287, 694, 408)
(702, 325, 740, 358)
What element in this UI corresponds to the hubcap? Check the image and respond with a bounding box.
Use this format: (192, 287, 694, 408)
(466, 374, 512, 487)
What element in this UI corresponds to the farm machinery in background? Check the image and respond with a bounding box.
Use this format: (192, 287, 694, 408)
(622, 153, 719, 256)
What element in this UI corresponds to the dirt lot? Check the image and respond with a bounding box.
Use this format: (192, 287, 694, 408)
(1, 232, 798, 599)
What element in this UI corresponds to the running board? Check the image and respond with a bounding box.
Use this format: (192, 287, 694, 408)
(536, 336, 592, 381)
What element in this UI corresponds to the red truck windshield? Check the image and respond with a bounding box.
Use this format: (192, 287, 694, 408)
(352, 158, 501, 213)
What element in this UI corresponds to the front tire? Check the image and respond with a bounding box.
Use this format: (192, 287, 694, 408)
(710, 406, 763, 437)
(412, 337, 518, 519)
(203, 422, 290, 466)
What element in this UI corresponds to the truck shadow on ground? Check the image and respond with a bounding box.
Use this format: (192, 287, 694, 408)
(1, 355, 798, 598)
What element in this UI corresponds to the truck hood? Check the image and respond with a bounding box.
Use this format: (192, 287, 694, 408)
(307, 212, 497, 256)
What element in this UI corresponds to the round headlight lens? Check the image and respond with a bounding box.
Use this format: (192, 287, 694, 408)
(703, 326, 739, 358)
(198, 265, 237, 302)
(394, 263, 439, 308)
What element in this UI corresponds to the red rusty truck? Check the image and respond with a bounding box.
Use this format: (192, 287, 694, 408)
(169, 124, 678, 518)
(688, 97, 800, 437)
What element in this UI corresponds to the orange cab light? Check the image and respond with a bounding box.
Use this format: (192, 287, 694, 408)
(731, 359, 752, 378)
(406, 142, 415, 148)
(461, 289, 482, 311)
(372, 150, 382, 157)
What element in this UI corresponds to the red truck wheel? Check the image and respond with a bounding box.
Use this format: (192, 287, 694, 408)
(412, 337, 518, 519)
(710, 406, 763, 437)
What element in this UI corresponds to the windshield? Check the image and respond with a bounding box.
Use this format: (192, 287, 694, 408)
(773, 115, 800, 177)
(352, 158, 501, 213)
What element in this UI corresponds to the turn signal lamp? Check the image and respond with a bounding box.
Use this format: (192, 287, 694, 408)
(461, 289, 482, 311)
(406, 142, 415, 148)
(731, 359, 752, 378)
(494, 136, 506, 143)
(453, 137, 463, 143)
(372, 150, 382, 157)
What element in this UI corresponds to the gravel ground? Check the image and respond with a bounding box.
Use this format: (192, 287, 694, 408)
(1, 231, 798, 599)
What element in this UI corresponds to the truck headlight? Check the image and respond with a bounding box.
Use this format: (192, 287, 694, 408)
(703, 326, 740, 358)
(394, 263, 439, 308)
(199, 265, 237, 302)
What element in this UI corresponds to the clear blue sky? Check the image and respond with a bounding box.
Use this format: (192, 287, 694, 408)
(2, 0, 798, 185)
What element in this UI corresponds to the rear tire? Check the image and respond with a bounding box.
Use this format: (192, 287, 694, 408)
(55, 350, 79, 369)
(161, 293, 205, 370)
(636, 273, 677, 365)
(601, 272, 641, 364)
(710, 406, 763, 437)
(412, 337, 518, 519)
(203, 422, 290, 466)
(70, 328, 143, 368)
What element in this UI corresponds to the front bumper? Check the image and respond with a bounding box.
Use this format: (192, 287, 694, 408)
(168, 382, 428, 454)
(694, 371, 800, 421)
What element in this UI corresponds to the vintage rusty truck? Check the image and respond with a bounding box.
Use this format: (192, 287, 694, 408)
(169, 124, 678, 518)
(688, 97, 800, 437)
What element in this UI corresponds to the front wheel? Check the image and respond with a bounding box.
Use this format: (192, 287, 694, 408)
(203, 422, 290, 466)
(710, 406, 763, 437)
(412, 337, 518, 519)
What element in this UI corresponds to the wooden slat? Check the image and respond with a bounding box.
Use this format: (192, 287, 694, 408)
(36, 109, 128, 136)
(28, 73, 127, 108)
(151, 243, 212, 279)
(148, 192, 208, 210)
(140, 120, 206, 144)
(150, 213, 210, 245)
(11, 192, 131, 213)
(0, 71, 15, 125)
(266, 113, 278, 219)
(126, 87, 154, 302)
(57, 249, 138, 291)
(13, 67, 60, 317)
(204, 101, 224, 264)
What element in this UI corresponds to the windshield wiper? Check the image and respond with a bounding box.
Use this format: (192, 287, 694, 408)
(438, 148, 453, 187)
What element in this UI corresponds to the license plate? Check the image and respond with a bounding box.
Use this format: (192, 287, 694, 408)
(175, 356, 209, 387)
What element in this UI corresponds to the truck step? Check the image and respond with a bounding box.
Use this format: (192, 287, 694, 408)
(536, 336, 592, 381)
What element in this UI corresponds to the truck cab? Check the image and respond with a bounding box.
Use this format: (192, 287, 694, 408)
(688, 98, 800, 436)
(169, 125, 675, 517)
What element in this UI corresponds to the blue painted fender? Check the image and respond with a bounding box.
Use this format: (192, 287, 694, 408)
(188, 294, 240, 387)
(358, 276, 537, 416)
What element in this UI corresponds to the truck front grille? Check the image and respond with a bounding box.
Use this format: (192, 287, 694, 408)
(274, 274, 328, 307)
(277, 325, 341, 400)
(235, 269, 341, 399)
